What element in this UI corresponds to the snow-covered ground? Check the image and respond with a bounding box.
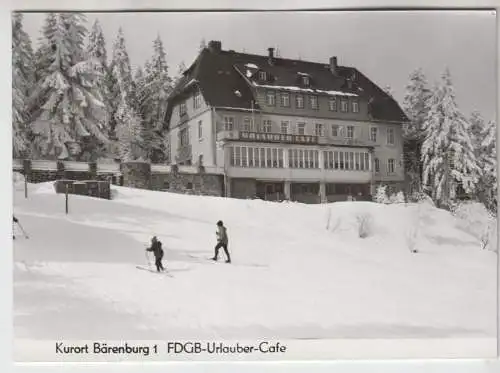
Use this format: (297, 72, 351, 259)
(13, 180, 497, 343)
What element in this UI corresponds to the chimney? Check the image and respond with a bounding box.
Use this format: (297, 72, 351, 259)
(268, 47, 275, 65)
(329, 56, 338, 75)
(208, 40, 222, 53)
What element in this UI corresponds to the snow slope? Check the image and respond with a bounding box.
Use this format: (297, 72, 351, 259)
(13, 182, 496, 341)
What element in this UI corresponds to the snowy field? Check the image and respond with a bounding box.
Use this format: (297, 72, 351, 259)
(13, 179, 497, 345)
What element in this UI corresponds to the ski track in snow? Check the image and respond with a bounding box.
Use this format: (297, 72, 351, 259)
(12, 182, 497, 340)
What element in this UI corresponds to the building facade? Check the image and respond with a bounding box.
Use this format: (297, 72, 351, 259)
(165, 41, 408, 203)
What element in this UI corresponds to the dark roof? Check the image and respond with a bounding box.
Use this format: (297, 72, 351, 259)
(165, 47, 408, 127)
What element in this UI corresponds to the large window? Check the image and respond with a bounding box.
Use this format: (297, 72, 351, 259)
(370, 127, 377, 142)
(193, 91, 202, 109)
(180, 128, 189, 146)
(243, 117, 252, 132)
(280, 92, 290, 107)
(374, 158, 380, 172)
(263, 119, 272, 133)
(281, 121, 290, 134)
(387, 128, 395, 145)
(198, 120, 203, 140)
(346, 126, 354, 139)
(179, 102, 187, 116)
(310, 95, 319, 110)
(266, 91, 276, 106)
(315, 123, 324, 137)
(340, 99, 349, 112)
(388, 158, 395, 173)
(297, 122, 306, 135)
(352, 99, 359, 113)
(288, 149, 319, 169)
(223, 116, 234, 131)
(230, 146, 284, 168)
(323, 150, 371, 171)
(331, 125, 339, 137)
(296, 95, 304, 109)
(329, 97, 337, 111)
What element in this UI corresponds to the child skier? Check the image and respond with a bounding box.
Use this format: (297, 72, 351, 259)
(146, 236, 165, 272)
(212, 220, 231, 263)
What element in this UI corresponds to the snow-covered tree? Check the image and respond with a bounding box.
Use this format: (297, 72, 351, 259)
(383, 85, 394, 98)
(115, 95, 144, 161)
(478, 119, 497, 211)
(374, 184, 389, 204)
(29, 13, 107, 160)
(108, 27, 135, 140)
(12, 13, 35, 157)
(86, 18, 113, 148)
(421, 69, 480, 208)
(173, 60, 186, 86)
(402, 68, 432, 194)
(136, 35, 173, 162)
(199, 38, 206, 52)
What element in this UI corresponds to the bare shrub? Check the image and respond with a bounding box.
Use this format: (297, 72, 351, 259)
(356, 213, 372, 238)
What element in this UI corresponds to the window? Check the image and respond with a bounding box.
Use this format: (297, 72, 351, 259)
(193, 91, 202, 109)
(310, 95, 319, 110)
(163, 181, 170, 190)
(280, 92, 290, 107)
(180, 128, 189, 146)
(375, 158, 380, 172)
(186, 182, 193, 190)
(281, 121, 289, 134)
(243, 117, 252, 132)
(223, 116, 234, 131)
(352, 99, 359, 113)
(259, 71, 267, 81)
(387, 128, 395, 145)
(302, 76, 310, 86)
(198, 120, 203, 140)
(296, 95, 304, 109)
(346, 126, 354, 138)
(266, 91, 276, 106)
(263, 119, 272, 133)
(297, 122, 306, 135)
(331, 125, 339, 137)
(388, 158, 395, 173)
(179, 102, 187, 116)
(315, 123, 324, 137)
(370, 127, 377, 142)
(329, 97, 337, 111)
(288, 149, 319, 169)
(340, 99, 348, 112)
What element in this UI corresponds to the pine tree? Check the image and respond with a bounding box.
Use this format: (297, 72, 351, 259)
(12, 13, 35, 157)
(108, 27, 135, 140)
(115, 94, 145, 161)
(421, 68, 480, 208)
(173, 60, 186, 86)
(29, 13, 107, 160)
(478, 119, 497, 212)
(137, 35, 173, 162)
(402, 68, 432, 194)
(469, 111, 485, 150)
(86, 18, 113, 154)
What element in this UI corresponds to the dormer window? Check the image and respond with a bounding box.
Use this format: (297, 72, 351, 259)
(302, 76, 310, 86)
(258, 71, 267, 81)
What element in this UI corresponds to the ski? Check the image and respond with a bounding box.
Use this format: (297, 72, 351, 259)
(136, 265, 173, 277)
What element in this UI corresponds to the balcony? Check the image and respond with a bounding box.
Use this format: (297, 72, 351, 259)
(217, 130, 372, 148)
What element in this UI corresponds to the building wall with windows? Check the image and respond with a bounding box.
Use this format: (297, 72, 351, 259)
(253, 87, 367, 121)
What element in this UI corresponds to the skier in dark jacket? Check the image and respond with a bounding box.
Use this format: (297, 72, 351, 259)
(146, 236, 164, 272)
(13, 216, 18, 240)
(212, 220, 231, 263)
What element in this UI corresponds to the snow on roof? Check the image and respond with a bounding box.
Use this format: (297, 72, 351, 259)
(246, 70, 253, 78)
(245, 63, 259, 69)
(253, 83, 358, 97)
(215, 106, 259, 112)
(297, 72, 310, 76)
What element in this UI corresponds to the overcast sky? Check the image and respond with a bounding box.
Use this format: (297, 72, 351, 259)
(21, 10, 497, 122)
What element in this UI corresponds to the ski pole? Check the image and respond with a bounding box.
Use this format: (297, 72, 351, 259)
(16, 221, 29, 239)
